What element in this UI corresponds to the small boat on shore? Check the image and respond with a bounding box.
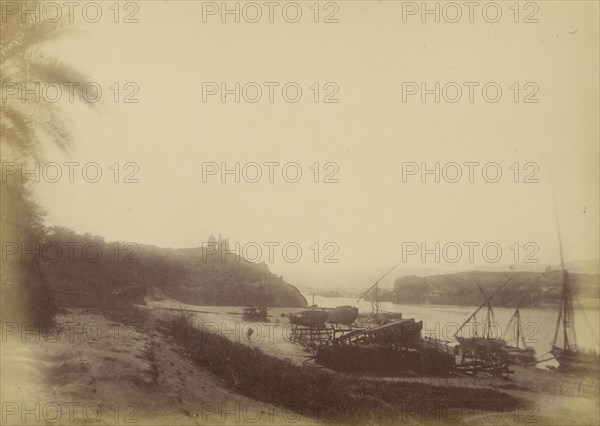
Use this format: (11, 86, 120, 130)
(314, 319, 454, 376)
(242, 306, 269, 322)
(502, 289, 537, 366)
(453, 278, 514, 377)
(326, 305, 359, 325)
(289, 310, 329, 327)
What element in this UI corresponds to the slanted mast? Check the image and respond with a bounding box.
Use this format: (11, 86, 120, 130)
(356, 262, 402, 313)
(454, 277, 513, 339)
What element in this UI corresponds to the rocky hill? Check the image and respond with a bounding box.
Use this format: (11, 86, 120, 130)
(41, 227, 307, 307)
(384, 270, 599, 308)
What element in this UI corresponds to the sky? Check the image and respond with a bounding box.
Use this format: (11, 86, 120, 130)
(15, 1, 599, 289)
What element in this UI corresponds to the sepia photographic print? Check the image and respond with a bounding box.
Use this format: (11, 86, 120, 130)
(1, 1, 599, 424)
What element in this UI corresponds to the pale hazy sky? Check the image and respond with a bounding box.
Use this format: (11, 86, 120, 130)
(23, 1, 599, 289)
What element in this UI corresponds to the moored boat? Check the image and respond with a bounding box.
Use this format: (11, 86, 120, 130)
(289, 309, 329, 327)
(547, 199, 600, 374)
(501, 289, 537, 366)
(242, 306, 269, 322)
(326, 305, 359, 325)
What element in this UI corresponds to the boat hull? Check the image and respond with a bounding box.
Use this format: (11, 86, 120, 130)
(326, 306, 359, 325)
(289, 310, 329, 327)
(551, 347, 600, 373)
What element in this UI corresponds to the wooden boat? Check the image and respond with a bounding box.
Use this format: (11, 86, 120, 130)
(326, 305, 359, 325)
(372, 312, 403, 324)
(332, 318, 422, 347)
(242, 306, 269, 322)
(550, 269, 600, 373)
(289, 310, 329, 327)
(505, 346, 537, 366)
(314, 319, 455, 376)
(453, 279, 515, 377)
(549, 347, 600, 373)
(547, 201, 600, 374)
(501, 289, 537, 366)
(454, 280, 511, 356)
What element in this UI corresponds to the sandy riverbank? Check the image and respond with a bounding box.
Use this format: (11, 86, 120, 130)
(0, 308, 313, 425)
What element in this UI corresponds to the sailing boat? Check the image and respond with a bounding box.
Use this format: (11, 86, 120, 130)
(549, 199, 600, 373)
(549, 268, 600, 373)
(502, 289, 536, 365)
(356, 263, 403, 324)
(454, 278, 512, 360)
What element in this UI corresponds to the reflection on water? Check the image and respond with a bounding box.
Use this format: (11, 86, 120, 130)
(306, 294, 600, 368)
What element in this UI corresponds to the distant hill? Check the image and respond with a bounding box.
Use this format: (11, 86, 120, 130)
(384, 270, 599, 308)
(41, 227, 307, 308)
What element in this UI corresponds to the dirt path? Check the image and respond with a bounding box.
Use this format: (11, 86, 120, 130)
(1, 308, 313, 425)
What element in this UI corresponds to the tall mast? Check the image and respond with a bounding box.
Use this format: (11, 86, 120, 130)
(552, 194, 576, 350)
(504, 284, 535, 348)
(515, 310, 521, 349)
(477, 284, 500, 340)
(454, 277, 513, 338)
(357, 261, 402, 305)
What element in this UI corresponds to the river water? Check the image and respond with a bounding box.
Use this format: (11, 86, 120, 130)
(306, 294, 600, 368)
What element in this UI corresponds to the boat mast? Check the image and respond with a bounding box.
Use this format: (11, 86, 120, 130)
(454, 277, 513, 338)
(552, 195, 576, 351)
(356, 262, 403, 314)
(515, 310, 521, 349)
(503, 284, 534, 348)
(477, 284, 500, 340)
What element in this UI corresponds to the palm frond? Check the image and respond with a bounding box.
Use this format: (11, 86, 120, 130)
(0, 105, 39, 156)
(1, 19, 77, 63)
(27, 58, 97, 108)
(0, 1, 92, 162)
(36, 105, 73, 154)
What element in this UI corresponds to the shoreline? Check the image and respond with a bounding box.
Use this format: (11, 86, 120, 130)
(303, 293, 600, 311)
(2, 303, 598, 425)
